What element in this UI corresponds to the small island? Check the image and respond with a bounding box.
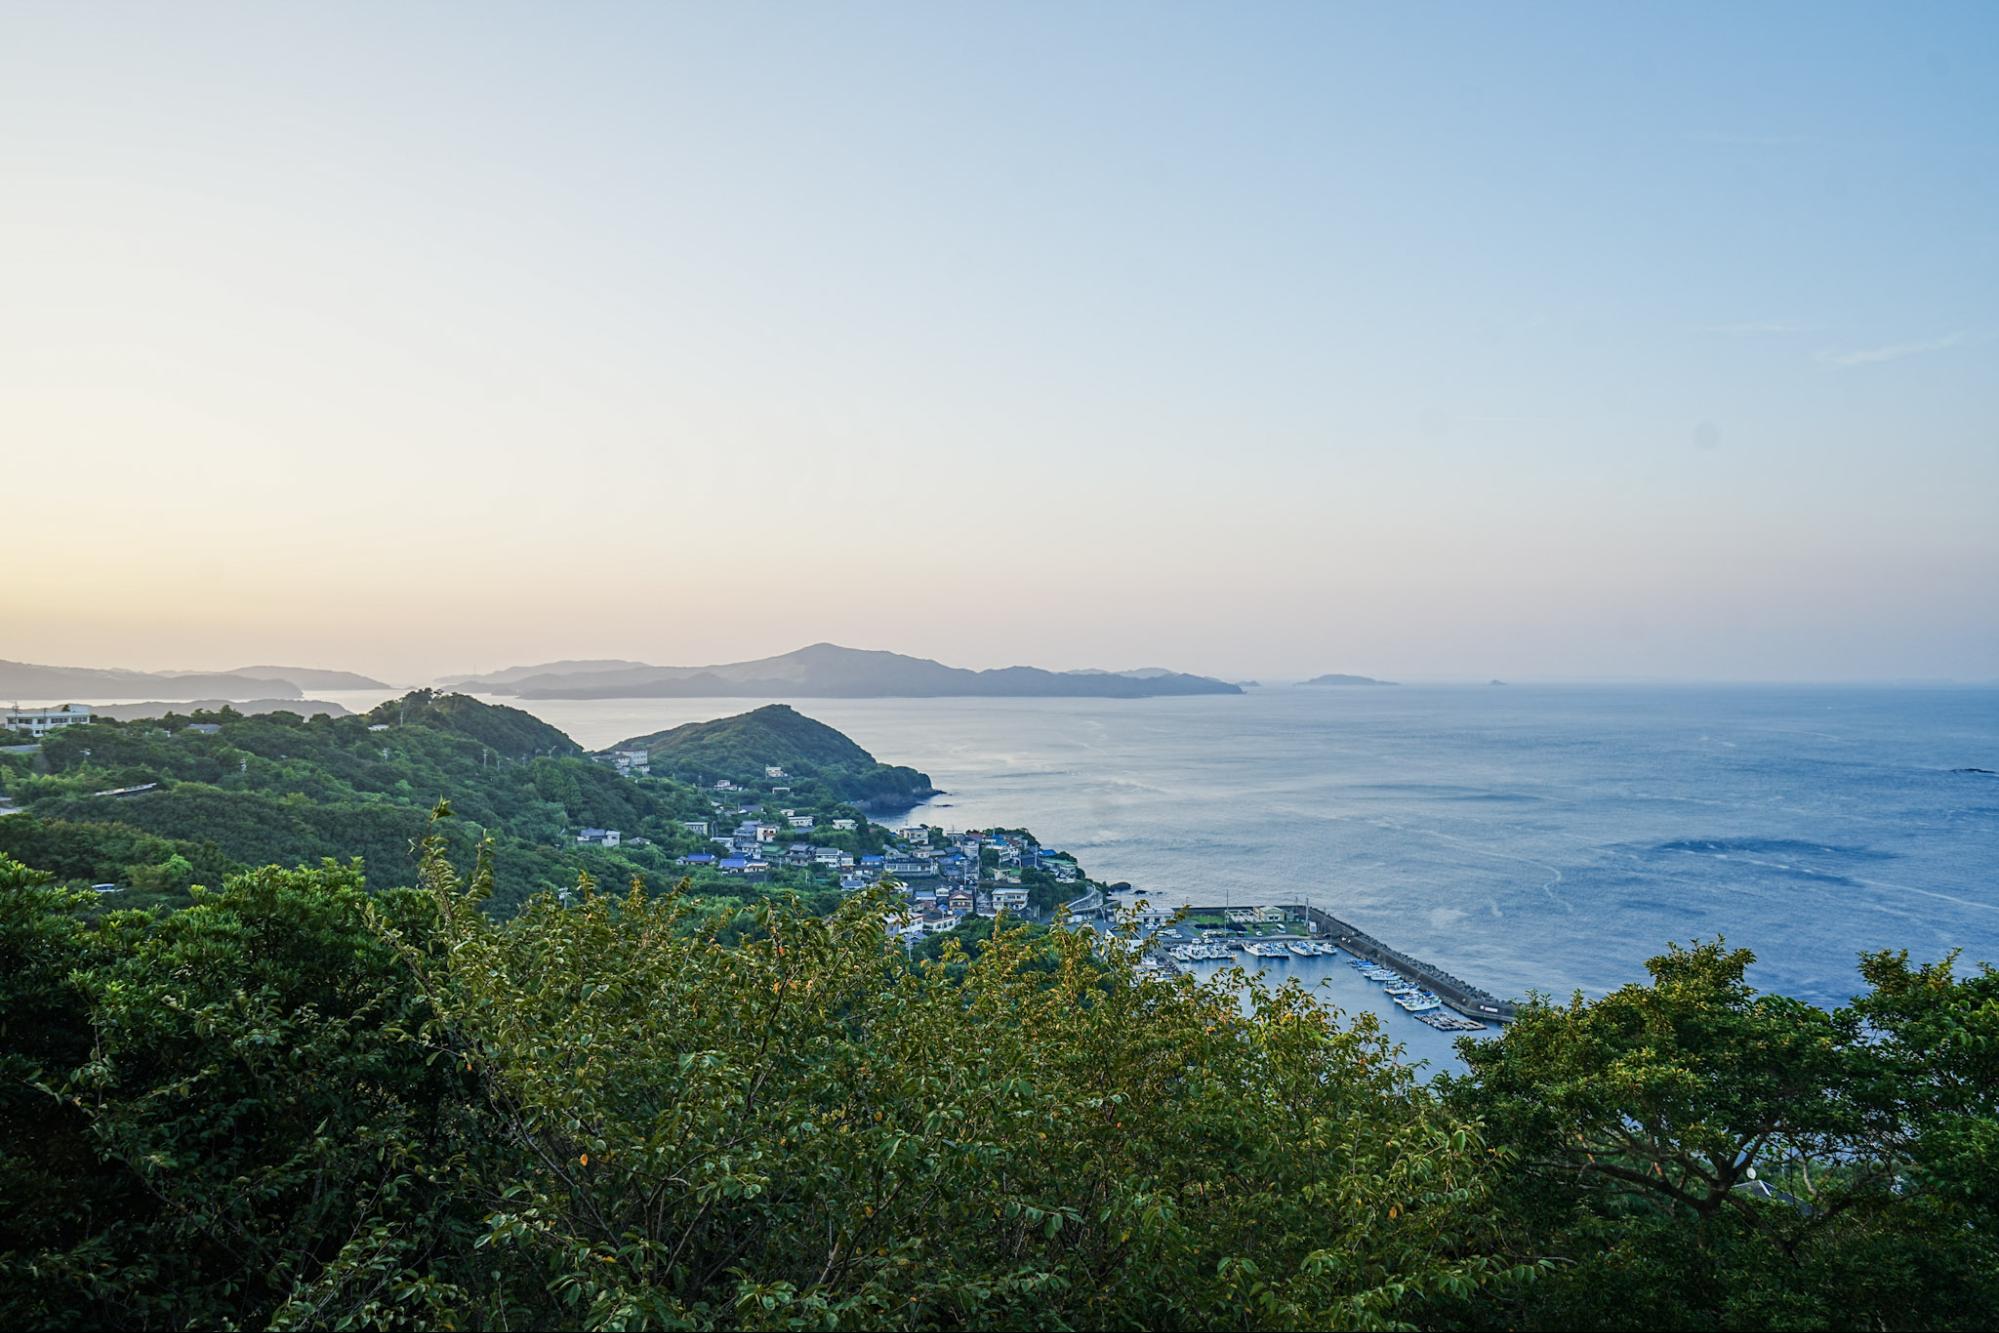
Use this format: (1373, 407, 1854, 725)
(1299, 673, 1397, 687)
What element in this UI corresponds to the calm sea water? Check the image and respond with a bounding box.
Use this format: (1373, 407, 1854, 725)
(310, 684, 1998, 1064)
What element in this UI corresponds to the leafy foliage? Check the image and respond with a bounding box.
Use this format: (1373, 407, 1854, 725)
(1441, 940, 1999, 1329)
(4, 832, 1992, 1330)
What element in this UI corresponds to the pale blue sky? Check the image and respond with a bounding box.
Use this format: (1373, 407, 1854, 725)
(2, 3, 1993, 682)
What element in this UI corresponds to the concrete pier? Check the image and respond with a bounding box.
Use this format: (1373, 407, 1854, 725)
(1294, 905, 1515, 1022)
(1171, 903, 1517, 1023)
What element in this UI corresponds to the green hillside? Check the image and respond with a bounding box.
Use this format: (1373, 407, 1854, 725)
(610, 704, 938, 809)
(0, 694, 716, 915)
(364, 688, 580, 758)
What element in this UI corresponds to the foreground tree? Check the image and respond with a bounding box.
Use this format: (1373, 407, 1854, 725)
(381, 839, 1521, 1329)
(1442, 940, 1999, 1330)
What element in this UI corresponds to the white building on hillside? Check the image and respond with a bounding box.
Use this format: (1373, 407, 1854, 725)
(2, 704, 94, 738)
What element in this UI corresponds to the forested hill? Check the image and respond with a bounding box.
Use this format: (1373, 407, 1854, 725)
(0, 693, 734, 916)
(364, 688, 579, 758)
(609, 704, 938, 809)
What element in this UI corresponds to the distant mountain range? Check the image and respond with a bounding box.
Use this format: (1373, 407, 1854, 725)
(165, 665, 390, 691)
(2, 660, 388, 701)
(92, 698, 355, 722)
(1299, 673, 1397, 687)
(435, 659, 650, 689)
(443, 644, 1242, 700)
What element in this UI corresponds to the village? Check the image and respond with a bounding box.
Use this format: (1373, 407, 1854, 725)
(578, 753, 1090, 945)
(575, 758, 1515, 1032)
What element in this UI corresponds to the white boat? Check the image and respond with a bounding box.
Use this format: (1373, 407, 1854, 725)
(1395, 993, 1443, 1013)
(1288, 942, 1316, 957)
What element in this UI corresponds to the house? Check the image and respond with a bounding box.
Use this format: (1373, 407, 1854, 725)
(992, 886, 1030, 914)
(764, 765, 787, 779)
(756, 823, 779, 842)
(839, 873, 872, 893)
(2, 704, 95, 737)
(860, 854, 886, 870)
(676, 853, 717, 867)
(946, 888, 976, 915)
(787, 814, 815, 831)
(576, 828, 622, 848)
(831, 817, 857, 831)
(713, 779, 734, 790)
(182, 722, 222, 736)
(680, 820, 710, 836)
(719, 856, 749, 874)
(884, 855, 938, 879)
(612, 749, 650, 774)
(813, 846, 847, 867)
(902, 826, 930, 846)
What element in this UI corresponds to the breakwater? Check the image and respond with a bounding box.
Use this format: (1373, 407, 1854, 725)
(1293, 905, 1516, 1022)
(1165, 903, 1516, 1023)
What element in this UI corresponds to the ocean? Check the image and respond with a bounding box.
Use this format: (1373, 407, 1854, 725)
(302, 684, 1999, 1067)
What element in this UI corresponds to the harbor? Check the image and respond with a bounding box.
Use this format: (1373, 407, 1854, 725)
(1135, 901, 1517, 1035)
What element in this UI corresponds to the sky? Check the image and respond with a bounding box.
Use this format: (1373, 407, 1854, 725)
(2, 3, 1994, 685)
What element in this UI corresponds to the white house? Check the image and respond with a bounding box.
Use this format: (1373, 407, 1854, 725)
(831, 817, 857, 831)
(992, 886, 1030, 914)
(764, 765, 787, 779)
(576, 827, 622, 848)
(1, 704, 94, 737)
(787, 814, 815, 830)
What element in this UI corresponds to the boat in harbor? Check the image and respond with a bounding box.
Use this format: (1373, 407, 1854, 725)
(1415, 1011, 1488, 1033)
(1394, 992, 1443, 1013)
(1287, 942, 1316, 957)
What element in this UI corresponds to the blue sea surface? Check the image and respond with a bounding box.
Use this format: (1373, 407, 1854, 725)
(445, 684, 1998, 1063)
